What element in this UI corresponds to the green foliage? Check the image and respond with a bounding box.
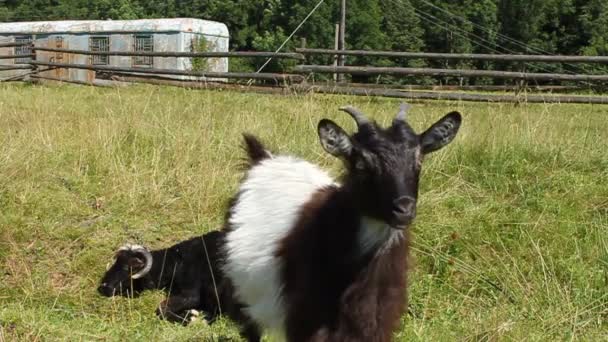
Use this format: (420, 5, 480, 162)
(580, 0, 608, 55)
(251, 27, 297, 73)
(191, 36, 208, 72)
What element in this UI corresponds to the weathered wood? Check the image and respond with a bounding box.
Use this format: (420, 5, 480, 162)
(29, 61, 305, 82)
(0, 64, 34, 70)
(109, 74, 293, 95)
(30, 74, 114, 87)
(333, 23, 339, 82)
(0, 54, 34, 59)
(26, 69, 607, 104)
(293, 85, 608, 104)
(32, 47, 305, 59)
(296, 48, 608, 64)
(0, 42, 32, 48)
(295, 65, 608, 82)
(0, 67, 56, 82)
(338, 0, 346, 82)
(318, 82, 591, 92)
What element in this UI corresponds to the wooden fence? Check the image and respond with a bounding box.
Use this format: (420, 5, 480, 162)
(294, 65, 608, 82)
(1, 42, 607, 104)
(296, 48, 608, 64)
(33, 47, 305, 60)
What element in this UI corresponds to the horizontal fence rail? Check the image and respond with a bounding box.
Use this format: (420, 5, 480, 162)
(295, 65, 608, 82)
(1, 67, 55, 82)
(30, 74, 113, 87)
(296, 85, 608, 104)
(0, 42, 33, 48)
(32, 47, 305, 59)
(29, 61, 304, 82)
(323, 82, 589, 92)
(0, 54, 34, 59)
(0, 64, 34, 70)
(296, 48, 608, 64)
(107, 74, 296, 93)
(1, 40, 605, 104)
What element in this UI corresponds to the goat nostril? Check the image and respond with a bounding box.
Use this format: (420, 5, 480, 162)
(393, 203, 408, 214)
(392, 196, 416, 217)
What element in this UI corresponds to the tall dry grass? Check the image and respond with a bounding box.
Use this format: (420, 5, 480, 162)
(0, 83, 606, 341)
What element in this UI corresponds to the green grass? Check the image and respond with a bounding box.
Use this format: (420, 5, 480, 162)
(0, 83, 606, 341)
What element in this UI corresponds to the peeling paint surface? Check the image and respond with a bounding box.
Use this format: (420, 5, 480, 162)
(0, 18, 230, 82)
(0, 18, 229, 38)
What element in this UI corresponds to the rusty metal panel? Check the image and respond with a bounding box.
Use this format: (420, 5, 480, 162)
(0, 19, 230, 83)
(69, 34, 90, 83)
(0, 36, 14, 79)
(110, 34, 132, 68)
(53, 36, 66, 79)
(154, 33, 178, 71)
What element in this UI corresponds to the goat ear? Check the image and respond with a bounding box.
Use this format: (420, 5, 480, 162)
(420, 111, 462, 154)
(127, 256, 145, 270)
(318, 119, 353, 158)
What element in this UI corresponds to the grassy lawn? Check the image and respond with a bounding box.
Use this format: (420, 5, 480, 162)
(0, 83, 606, 341)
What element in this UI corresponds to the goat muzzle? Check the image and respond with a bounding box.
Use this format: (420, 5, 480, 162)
(390, 196, 416, 229)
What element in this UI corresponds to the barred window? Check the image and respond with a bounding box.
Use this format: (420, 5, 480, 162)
(14, 35, 33, 63)
(133, 35, 153, 67)
(89, 36, 109, 65)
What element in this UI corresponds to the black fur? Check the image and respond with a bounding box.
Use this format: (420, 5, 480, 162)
(222, 104, 462, 341)
(98, 231, 227, 324)
(241, 133, 271, 167)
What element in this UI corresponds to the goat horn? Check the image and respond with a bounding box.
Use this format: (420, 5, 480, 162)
(339, 105, 370, 128)
(117, 244, 133, 252)
(131, 245, 153, 279)
(393, 102, 411, 124)
(117, 244, 153, 279)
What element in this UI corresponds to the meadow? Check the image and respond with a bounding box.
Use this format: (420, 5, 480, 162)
(0, 83, 606, 341)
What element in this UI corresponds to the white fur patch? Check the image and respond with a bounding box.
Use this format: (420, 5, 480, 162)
(358, 217, 404, 256)
(222, 155, 335, 337)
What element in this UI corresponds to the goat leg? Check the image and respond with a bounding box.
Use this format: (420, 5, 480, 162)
(156, 294, 201, 325)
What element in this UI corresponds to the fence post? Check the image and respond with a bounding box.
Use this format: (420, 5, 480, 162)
(514, 61, 527, 98)
(27, 42, 37, 83)
(334, 23, 339, 82)
(337, 0, 346, 83)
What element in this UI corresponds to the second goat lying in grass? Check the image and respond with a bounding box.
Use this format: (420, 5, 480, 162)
(98, 230, 230, 324)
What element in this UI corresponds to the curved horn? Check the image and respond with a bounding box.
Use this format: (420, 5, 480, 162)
(339, 105, 370, 127)
(393, 102, 411, 124)
(118, 244, 153, 280)
(117, 244, 133, 252)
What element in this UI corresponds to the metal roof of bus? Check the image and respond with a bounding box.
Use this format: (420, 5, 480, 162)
(0, 18, 229, 37)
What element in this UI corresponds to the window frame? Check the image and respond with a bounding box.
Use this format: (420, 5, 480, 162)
(89, 36, 110, 65)
(14, 35, 33, 64)
(132, 34, 154, 68)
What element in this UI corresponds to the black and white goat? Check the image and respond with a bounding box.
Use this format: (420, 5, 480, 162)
(220, 103, 462, 341)
(98, 231, 228, 324)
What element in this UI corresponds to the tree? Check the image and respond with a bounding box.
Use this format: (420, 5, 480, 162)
(580, 0, 608, 56)
(381, 0, 424, 53)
